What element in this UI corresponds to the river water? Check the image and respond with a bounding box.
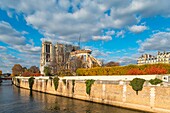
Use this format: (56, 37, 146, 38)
(0, 81, 146, 113)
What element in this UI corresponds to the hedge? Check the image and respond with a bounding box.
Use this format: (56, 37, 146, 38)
(76, 64, 170, 76)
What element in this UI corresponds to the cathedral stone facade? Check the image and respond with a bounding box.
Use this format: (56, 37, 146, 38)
(40, 41, 101, 74)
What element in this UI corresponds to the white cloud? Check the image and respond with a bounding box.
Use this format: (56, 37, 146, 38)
(129, 25, 147, 33)
(0, 21, 41, 72)
(83, 46, 112, 61)
(116, 30, 125, 38)
(0, 46, 6, 50)
(21, 31, 29, 35)
(0, 21, 41, 54)
(92, 49, 108, 58)
(92, 35, 112, 41)
(83, 45, 138, 65)
(106, 30, 115, 36)
(12, 44, 41, 54)
(118, 56, 137, 65)
(1, 0, 170, 71)
(1, 0, 170, 42)
(136, 40, 142, 44)
(0, 52, 40, 73)
(19, 53, 40, 67)
(138, 31, 170, 52)
(0, 21, 26, 45)
(0, 53, 24, 73)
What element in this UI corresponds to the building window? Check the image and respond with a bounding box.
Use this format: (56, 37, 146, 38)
(46, 45, 50, 53)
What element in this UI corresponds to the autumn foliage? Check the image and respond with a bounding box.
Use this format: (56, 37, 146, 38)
(22, 72, 42, 77)
(32, 73, 42, 76)
(76, 64, 169, 76)
(12, 64, 23, 76)
(144, 66, 167, 74)
(11, 64, 40, 77)
(127, 68, 145, 75)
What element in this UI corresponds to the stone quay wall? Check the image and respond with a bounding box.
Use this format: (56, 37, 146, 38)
(12, 76, 170, 113)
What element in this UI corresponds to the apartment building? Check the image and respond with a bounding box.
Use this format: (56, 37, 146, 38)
(137, 51, 170, 65)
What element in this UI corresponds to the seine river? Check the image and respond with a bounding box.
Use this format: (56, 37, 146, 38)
(0, 81, 146, 113)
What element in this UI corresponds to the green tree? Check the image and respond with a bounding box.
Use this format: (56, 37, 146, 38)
(44, 66, 51, 76)
(28, 77, 34, 90)
(130, 78, 146, 95)
(149, 78, 162, 85)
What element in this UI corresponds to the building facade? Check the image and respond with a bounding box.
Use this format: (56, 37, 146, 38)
(40, 41, 80, 74)
(67, 49, 102, 71)
(40, 41, 101, 74)
(137, 51, 170, 65)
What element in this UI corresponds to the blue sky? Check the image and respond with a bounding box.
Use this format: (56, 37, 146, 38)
(0, 0, 170, 73)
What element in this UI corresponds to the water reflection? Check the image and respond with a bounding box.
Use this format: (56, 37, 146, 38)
(0, 81, 146, 113)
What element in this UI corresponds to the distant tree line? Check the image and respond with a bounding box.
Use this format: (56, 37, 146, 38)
(11, 61, 120, 77)
(12, 64, 40, 76)
(104, 61, 120, 67)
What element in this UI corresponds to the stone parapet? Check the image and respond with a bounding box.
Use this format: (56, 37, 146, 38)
(12, 76, 170, 113)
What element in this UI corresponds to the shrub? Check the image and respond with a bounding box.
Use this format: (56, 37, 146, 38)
(76, 64, 170, 76)
(53, 77, 59, 90)
(127, 68, 145, 75)
(129, 78, 145, 95)
(149, 78, 163, 85)
(56, 70, 74, 77)
(85, 79, 95, 95)
(28, 77, 34, 90)
(145, 66, 167, 74)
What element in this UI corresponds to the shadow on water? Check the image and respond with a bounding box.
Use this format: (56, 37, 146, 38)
(30, 90, 33, 97)
(29, 90, 34, 103)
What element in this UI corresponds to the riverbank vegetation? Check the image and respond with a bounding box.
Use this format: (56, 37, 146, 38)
(76, 64, 170, 76)
(130, 77, 163, 95)
(130, 78, 145, 95)
(53, 77, 60, 90)
(28, 77, 34, 90)
(85, 79, 95, 95)
(149, 78, 163, 85)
